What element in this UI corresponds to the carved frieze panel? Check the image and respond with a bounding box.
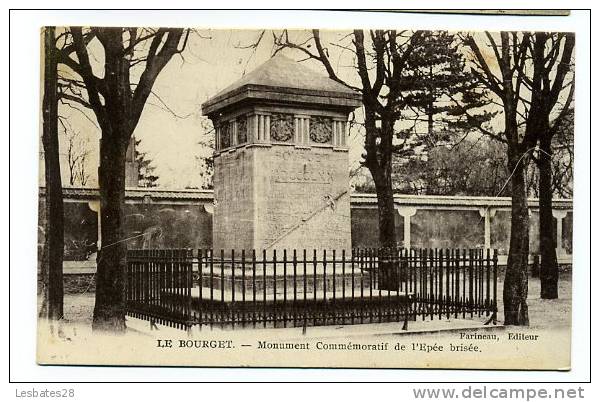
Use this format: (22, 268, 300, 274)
(220, 122, 230, 149)
(310, 116, 333, 143)
(270, 113, 294, 142)
(236, 116, 247, 144)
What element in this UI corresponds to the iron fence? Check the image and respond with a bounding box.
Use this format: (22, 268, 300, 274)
(126, 248, 498, 331)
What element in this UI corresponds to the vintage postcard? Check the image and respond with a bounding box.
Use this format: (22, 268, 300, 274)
(37, 26, 575, 369)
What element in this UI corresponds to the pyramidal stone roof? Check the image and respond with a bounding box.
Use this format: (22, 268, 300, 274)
(202, 54, 361, 116)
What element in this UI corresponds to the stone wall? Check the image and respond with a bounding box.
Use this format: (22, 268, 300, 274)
(411, 209, 484, 250)
(38, 196, 213, 257)
(350, 194, 573, 260)
(350, 208, 403, 248)
(37, 273, 96, 294)
(122, 202, 212, 250)
(38, 188, 573, 264)
(38, 197, 98, 261)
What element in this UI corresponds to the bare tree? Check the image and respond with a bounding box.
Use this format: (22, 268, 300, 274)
(547, 108, 574, 199)
(465, 31, 574, 324)
(56, 27, 189, 331)
(62, 123, 91, 186)
(272, 30, 425, 249)
(269, 29, 434, 288)
(526, 32, 575, 299)
(465, 32, 536, 325)
(393, 139, 509, 196)
(39, 26, 64, 323)
(194, 117, 215, 189)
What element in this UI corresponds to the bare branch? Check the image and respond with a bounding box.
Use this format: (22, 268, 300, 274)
(69, 27, 107, 127)
(465, 34, 503, 97)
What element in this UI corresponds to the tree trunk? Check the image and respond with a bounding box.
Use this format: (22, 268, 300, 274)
(372, 168, 397, 248)
(370, 158, 398, 290)
(92, 135, 129, 332)
(538, 133, 559, 299)
(503, 147, 530, 326)
(39, 26, 64, 321)
(427, 104, 434, 139)
(66, 27, 185, 332)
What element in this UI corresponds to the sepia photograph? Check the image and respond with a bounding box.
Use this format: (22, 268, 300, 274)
(35, 23, 577, 370)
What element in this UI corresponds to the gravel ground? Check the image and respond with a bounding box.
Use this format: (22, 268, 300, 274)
(49, 271, 572, 330)
(61, 292, 96, 325)
(496, 271, 572, 329)
(37, 292, 95, 325)
(36, 272, 573, 370)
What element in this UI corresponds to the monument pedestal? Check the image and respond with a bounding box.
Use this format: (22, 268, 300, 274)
(199, 265, 373, 296)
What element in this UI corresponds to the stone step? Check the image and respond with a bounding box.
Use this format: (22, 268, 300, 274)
(198, 271, 379, 294)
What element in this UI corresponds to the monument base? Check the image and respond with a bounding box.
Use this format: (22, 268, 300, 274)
(161, 285, 414, 329)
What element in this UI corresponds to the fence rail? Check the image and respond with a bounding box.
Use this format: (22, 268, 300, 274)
(126, 248, 498, 331)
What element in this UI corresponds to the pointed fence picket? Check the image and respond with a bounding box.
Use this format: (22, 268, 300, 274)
(125, 248, 498, 331)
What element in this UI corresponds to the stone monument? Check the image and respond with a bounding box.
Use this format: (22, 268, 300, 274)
(202, 55, 361, 253)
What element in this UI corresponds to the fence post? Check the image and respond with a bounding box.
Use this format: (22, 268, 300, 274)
(209, 249, 214, 329)
(241, 248, 246, 328)
(262, 249, 267, 328)
(125, 250, 130, 314)
(124, 246, 496, 331)
(199, 250, 204, 328)
(438, 248, 443, 320)
(445, 248, 450, 319)
(293, 249, 297, 327)
(283, 249, 287, 328)
(312, 249, 318, 326)
(350, 248, 355, 325)
(485, 248, 491, 313)
(187, 248, 193, 329)
(172, 249, 178, 323)
(231, 249, 235, 329)
(252, 249, 257, 328)
(273, 249, 277, 328)
(342, 250, 346, 300)
(377, 248, 383, 321)
(479, 249, 484, 316)
(469, 249, 474, 318)
(368, 248, 373, 322)
(429, 248, 434, 320)
(493, 249, 498, 324)
(332, 249, 337, 306)
(303, 249, 307, 329)
(220, 249, 224, 329)
(323, 249, 328, 324)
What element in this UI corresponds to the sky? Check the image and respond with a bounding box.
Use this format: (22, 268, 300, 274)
(39, 29, 573, 190)
(42, 29, 369, 189)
